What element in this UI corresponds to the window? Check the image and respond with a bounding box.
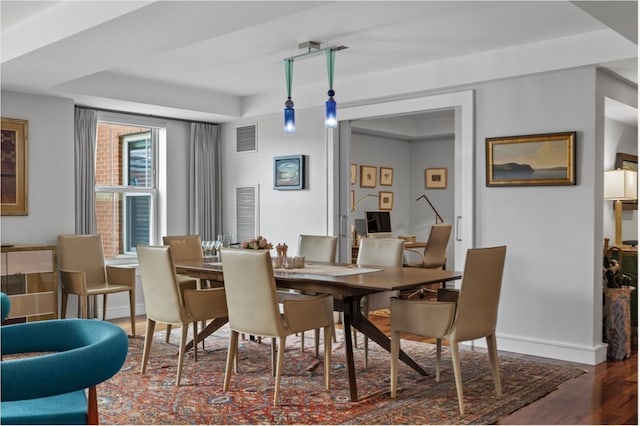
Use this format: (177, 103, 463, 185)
(95, 120, 163, 259)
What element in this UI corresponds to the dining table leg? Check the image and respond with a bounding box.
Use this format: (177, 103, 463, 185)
(342, 295, 429, 400)
(185, 317, 228, 352)
(341, 299, 359, 402)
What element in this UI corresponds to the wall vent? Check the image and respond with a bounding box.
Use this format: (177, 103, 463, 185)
(236, 185, 259, 242)
(236, 124, 257, 153)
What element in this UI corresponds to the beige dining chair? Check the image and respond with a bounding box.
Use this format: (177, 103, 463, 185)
(221, 248, 334, 405)
(390, 245, 507, 416)
(137, 245, 228, 385)
(404, 223, 452, 269)
(356, 237, 405, 369)
(162, 235, 202, 343)
(57, 234, 136, 336)
(296, 234, 339, 355)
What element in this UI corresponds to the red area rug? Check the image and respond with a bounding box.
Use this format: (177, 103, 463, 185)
(98, 325, 584, 424)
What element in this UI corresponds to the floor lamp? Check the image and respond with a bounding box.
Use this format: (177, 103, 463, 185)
(604, 169, 638, 246)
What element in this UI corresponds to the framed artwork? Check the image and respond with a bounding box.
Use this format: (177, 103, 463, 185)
(485, 131, 576, 187)
(615, 152, 638, 211)
(360, 165, 377, 188)
(1, 118, 28, 216)
(273, 155, 305, 190)
(379, 191, 393, 210)
(425, 168, 447, 189)
(350, 164, 357, 185)
(380, 167, 393, 186)
(350, 190, 355, 210)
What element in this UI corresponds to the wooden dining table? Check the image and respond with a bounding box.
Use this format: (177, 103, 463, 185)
(174, 259, 462, 401)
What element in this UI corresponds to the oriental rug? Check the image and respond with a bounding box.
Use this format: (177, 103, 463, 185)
(98, 325, 585, 425)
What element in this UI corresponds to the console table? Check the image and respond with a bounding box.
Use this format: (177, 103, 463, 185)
(1, 244, 57, 323)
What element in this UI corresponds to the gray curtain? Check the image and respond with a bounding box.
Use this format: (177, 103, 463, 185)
(188, 122, 221, 241)
(74, 107, 97, 234)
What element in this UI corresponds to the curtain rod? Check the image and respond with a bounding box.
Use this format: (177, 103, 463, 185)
(75, 104, 220, 127)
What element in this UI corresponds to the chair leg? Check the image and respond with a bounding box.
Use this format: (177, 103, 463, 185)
(141, 319, 156, 374)
(102, 294, 108, 321)
(193, 322, 198, 362)
(300, 331, 305, 352)
(486, 333, 502, 396)
(176, 325, 188, 386)
(314, 328, 320, 358)
(436, 338, 442, 382)
(61, 292, 69, 319)
(273, 337, 286, 405)
(129, 290, 136, 336)
(390, 330, 400, 398)
(80, 296, 89, 319)
(87, 385, 98, 425)
(449, 341, 465, 416)
(323, 325, 332, 390)
(166, 325, 172, 343)
(224, 331, 239, 391)
(271, 337, 277, 376)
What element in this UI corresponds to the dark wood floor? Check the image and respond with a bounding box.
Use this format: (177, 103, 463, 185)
(113, 315, 638, 425)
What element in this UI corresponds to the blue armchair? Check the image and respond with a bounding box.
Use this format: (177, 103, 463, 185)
(1, 292, 129, 425)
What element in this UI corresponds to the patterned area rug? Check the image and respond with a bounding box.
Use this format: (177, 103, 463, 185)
(98, 325, 585, 425)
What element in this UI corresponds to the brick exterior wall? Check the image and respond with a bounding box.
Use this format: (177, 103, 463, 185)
(95, 123, 147, 259)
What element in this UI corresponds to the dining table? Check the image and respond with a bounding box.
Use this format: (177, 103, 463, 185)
(174, 258, 462, 402)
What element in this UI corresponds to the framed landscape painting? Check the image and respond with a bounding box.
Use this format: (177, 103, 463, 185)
(1, 118, 28, 215)
(485, 131, 576, 187)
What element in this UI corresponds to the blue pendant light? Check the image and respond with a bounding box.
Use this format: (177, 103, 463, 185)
(284, 59, 295, 133)
(325, 49, 337, 128)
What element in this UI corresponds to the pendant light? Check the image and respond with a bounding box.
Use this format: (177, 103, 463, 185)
(325, 49, 337, 128)
(284, 59, 295, 133)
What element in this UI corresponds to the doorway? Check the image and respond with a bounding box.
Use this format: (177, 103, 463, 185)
(328, 90, 475, 271)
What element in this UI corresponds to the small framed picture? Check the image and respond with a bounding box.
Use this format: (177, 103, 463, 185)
(350, 189, 355, 210)
(350, 164, 357, 185)
(380, 167, 393, 186)
(274, 155, 305, 190)
(360, 165, 377, 188)
(425, 168, 447, 189)
(379, 191, 393, 210)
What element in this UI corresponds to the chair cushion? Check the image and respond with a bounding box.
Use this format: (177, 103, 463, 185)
(1, 390, 87, 425)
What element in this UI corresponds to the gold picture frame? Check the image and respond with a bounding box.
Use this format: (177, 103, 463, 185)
(380, 167, 393, 186)
(485, 131, 576, 186)
(379, 191, 393, 210)
(350, 164, 357, 185)
(360, 165, 377, 188)
(425, 168, 447, 189)
(1, 117, 28, 216)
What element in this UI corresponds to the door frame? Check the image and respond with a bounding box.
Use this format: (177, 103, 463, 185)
(327, 90, 475, 272)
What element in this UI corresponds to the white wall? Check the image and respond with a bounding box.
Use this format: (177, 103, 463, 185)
(220, 107, 331, 254)
(1, 91, 76, 244)
(474, 68, 605, 363)
(409, 136, 455, 265)
(350, 132, 411, 235)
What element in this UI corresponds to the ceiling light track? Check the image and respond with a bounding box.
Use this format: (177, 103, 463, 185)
(282, 41, 348, 63)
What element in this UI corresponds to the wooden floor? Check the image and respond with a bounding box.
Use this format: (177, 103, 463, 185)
(113, 314, 638, 425)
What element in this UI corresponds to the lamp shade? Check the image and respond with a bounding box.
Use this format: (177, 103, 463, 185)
(604, 169, 638, 200)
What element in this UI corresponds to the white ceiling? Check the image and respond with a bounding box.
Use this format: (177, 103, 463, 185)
(1, 1, 637, 124)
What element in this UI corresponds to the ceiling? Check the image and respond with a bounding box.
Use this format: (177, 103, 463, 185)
(1, 1, 637, 125)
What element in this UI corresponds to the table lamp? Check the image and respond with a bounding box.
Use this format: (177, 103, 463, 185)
(604, 168, 638, 246)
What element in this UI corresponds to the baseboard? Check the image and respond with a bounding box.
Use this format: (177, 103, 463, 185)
(465, 333, 607, 365)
